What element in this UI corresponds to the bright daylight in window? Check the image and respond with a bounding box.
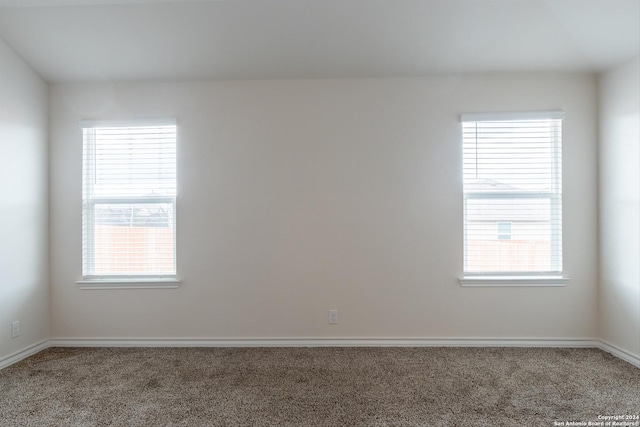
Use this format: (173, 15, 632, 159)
(461, 112, 564, 281)
(81, 120, 177, 280)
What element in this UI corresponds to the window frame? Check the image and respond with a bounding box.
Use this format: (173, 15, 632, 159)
(458, 111, 568, 287)
(77, 118, 180, 289)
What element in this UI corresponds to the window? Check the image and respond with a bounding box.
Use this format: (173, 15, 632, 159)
(461, 111, 565, 284)
(81, 119, 177, 282)
(497, 221, 512, 240)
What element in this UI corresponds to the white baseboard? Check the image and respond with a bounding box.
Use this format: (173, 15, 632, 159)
(0, 340, 49, 370)
(4, 338, 637, 371)
(598, 340, 640, 368)
(49, 337, 601, 348)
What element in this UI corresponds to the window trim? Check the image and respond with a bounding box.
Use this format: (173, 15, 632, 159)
(460, 111, 566, 122)
(79, 118, 179, 285)
(75, 278, 181, 290)
(458, 276, 569, 287)
(459, 111, 568, 286)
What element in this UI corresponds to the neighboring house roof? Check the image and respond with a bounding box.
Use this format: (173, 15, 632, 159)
(464, 178, 520, 193)
(465, 179, 552, 222)
(95, 205, 171, 227)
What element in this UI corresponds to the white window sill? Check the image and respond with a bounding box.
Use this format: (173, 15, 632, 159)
(459, 276, 569, 287)
(76, 278, 181, 290)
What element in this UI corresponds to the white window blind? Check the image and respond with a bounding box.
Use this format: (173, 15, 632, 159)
(462, 112, 563, 276)
(81, 120, 177, 279)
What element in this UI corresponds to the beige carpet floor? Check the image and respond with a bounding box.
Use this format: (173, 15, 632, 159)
(1, 347, 639, 426)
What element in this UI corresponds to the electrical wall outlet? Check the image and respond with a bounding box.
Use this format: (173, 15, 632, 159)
(328, 309, 338, 324)
(11, 321, 19, 338)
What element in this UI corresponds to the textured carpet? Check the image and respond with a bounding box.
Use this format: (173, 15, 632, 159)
(1, 347, 639, 426)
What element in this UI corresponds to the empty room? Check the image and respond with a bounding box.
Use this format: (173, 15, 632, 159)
(0, 0, 639, 425)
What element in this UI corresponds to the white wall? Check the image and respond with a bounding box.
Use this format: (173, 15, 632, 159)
(598, 57, 640, 358)
(0, 39, 49, 361)
(49, 74, 598, 341)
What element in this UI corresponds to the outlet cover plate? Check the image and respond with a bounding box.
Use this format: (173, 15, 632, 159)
(11, 321, 19, 338)
(328, 309, 338, 324)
